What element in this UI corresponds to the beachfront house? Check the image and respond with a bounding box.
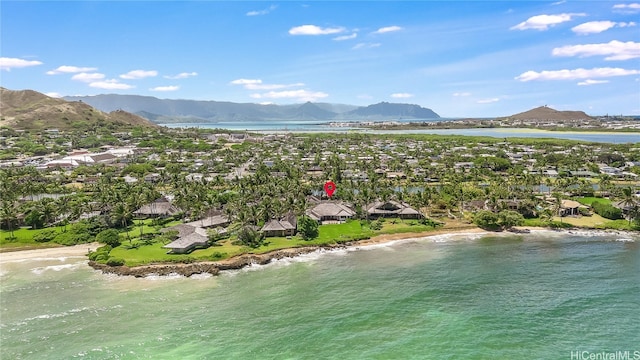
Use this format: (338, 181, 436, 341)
(306, 202, 356, 224)
(365, 200, 423, 219)
(261, 212, 297, 237)
(133, 197, 180, 218)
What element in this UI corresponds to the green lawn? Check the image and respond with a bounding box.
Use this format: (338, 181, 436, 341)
(575, 197, 612, 206)
(0, 226, 66, 250)
(107, 219, 445, 266)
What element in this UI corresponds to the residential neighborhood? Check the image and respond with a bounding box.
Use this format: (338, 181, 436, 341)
(1, 125, 639, 263)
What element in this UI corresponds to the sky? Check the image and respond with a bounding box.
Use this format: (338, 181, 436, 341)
(1, 1, 639, 117)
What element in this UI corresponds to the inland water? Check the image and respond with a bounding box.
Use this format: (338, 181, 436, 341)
(1, 231, 639, 359)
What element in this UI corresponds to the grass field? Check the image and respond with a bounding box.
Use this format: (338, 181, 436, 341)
(107, 219, 445, 266)
(575, 197, 612, 206)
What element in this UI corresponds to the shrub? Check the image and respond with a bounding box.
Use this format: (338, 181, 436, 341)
(88, 245, 112, 262)
(371, 219, 384, 230)
(53, 223, 92, 245)
(33, 229, 58, 243)
(592, 201, 623, 220)
(95, 229, 121, 247)
(106, 257, 125, 266)
(211, 251, 226, 260)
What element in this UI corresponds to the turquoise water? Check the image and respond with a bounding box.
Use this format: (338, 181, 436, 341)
(1, 231, 639, 359)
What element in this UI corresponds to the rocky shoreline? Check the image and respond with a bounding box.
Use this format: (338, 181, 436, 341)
(88, 245, 347, 277)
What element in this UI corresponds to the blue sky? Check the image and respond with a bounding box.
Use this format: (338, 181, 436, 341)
(1, 1, 639, 117)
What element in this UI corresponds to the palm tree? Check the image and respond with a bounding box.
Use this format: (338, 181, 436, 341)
(620, 187, 638, 225)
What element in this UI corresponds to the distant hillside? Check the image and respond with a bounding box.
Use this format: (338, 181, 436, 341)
(0, 88, 159, 131)
(508, 106, 592, 122)
(343, 102, 439, 120)
(63, 94, 440, 123)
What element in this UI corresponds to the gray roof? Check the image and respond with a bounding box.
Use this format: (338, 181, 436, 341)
(307, 202, 356, 219)
(134, 198, 180, 216)
(163, 228, 208, 250)
(185, 215, 230, 228)
(366, 200, 421, 216)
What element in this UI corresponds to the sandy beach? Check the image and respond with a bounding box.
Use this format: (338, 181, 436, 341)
(0, 242, 101, 263)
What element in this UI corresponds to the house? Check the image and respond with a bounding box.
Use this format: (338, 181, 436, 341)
(306, 201, 356, 224)
(365, 200, 423, 219)
(559, 199, 581, 216)
(162, 227, 209, 254)
(185, 214, 230, 228)
(261, 212, 297, 237)
(133, 197, 180, 218)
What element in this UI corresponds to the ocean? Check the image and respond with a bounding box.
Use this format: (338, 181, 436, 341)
(1, 231, 639, 359)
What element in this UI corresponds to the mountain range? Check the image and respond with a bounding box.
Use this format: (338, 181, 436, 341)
(63, 94, 441, 123)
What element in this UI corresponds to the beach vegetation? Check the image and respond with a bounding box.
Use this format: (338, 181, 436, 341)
(96, 229, 121, 247)
(298, 215, 319, 240)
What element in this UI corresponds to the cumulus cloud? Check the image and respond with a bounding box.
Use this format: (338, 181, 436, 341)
(477, 98, 500, 104)
(552, 40, 640, 60)
(246, 5, 277, 16)
(612, 3, 640, 13)
(230, 78, 304, 90)
(89, 79, 134, 90)
(390, 93, 414, 98)
(453, 92, 472, 97)
(572, 21, 636, 34)
(333, 33, 358, 41)
(150, 85, 180, 91)
(510, 13, 585, 31)
(289, 25, 345, 35)
(0, 57, 43, 71)
(250, 89, 329, 102)
(164, 72, 198, 79)
(515, 67, 640, 81)
(119, 70, 158, 79)
(45, 92, 62, 98)
(373, 26, 402, 34)
(577, 79, 609, 86)
(45, 65, 96, 75)
(352, 42, 382, 50)
(71, 72, 105, 82)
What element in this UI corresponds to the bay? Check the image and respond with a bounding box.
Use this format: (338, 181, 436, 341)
(160, 122, 640, 144)
(1, 231, 639, 359)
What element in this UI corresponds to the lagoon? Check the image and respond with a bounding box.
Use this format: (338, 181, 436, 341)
(161, 122, 640, 144)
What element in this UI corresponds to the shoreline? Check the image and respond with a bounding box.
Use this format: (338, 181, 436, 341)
(2, 227, 637, 277)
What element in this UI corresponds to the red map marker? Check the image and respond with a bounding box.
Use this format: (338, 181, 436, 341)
(324, 181, 336, 198)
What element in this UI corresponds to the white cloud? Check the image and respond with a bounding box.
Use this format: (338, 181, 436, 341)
(45, 92, 62, 98)
(577, 79, 609, 86)
(164, 72, 198, 79)
(250, 89, 329, 102)
(373, 26, 402, 34)
(510, 13, 586, 31)
(45, 65, 96, 75)
(230, 78, 262, 85)
(119, 70, 158, 79)
(246, 5, 277, 16)
(230, 78, 304, 90)
(390, 93, 414, 98)
(552, 40, 640, 60)
(453, 92, 472, 97)
(477, 98, 500, 104)
(71, 72, 105, 82)
(572, 21, 636, 34)
(289, 25, 345, 35)
(0, 57, 43, 71)
(352, 42, 382, 50)
(613, 3, 640, 13)
(150, 85, 180, 91)
(333, 33, 357, 41)
(552, 0, 566, 5)
(89, 79, 134, 90)
(571, 21, 617, 34)
(515, 67, 640, 81)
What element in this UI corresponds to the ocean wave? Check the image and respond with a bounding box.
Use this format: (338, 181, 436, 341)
(31, 261, 87, 275)
(1, 255, 86, 264)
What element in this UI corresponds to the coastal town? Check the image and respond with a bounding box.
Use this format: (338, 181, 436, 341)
(1, 123, 639, 273)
